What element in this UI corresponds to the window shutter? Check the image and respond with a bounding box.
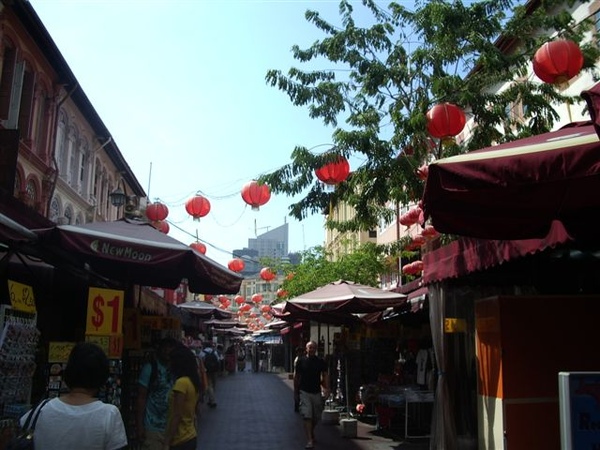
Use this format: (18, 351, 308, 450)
(4, 60, 24, 129)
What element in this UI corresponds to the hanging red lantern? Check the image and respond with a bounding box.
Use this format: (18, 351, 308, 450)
(241, 180, 271, 211)
(146, 201, 169, 222)
(533, 39, 584, 85)
(251, 293, 263, 304)
(421, 225, 439, 239)
(190, 241, 206, 254)
(185, 195, 211, 221)
(152, 220, 169, 234)
(276, 288, 288, 299)
(261, 304, 271, 313)
(416, 164, 429, 181)
(228, 258, 245, 272)
(315, 156, 350, 185)
(426, 103, 466, 142)
(234, 295, 245, 305)
(260, 267, 276, 282)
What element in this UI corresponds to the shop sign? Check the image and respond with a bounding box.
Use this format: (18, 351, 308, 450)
(86, 334, 123, 359)
(48, 341, 75, 363)
(8, 279, 36, 313)
(86, 287, 124, 336)
(444, 318, 466, 333)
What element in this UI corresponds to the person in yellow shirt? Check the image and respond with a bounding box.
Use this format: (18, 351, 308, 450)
(163, 345, 201, 450)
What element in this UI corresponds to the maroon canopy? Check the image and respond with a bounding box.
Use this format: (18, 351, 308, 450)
(286, 280, 406, 314)
(177, 301, 233, 319)
(34, 219, 243, 294)
(422, 121, 600, 241)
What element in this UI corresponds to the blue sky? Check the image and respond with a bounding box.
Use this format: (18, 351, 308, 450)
(28, 0, 364, 266)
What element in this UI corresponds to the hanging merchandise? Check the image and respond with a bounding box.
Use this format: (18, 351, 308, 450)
(0, 305, 40, 424)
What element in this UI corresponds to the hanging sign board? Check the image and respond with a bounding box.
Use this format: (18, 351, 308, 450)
(86, 287, 124, 336)
(7, 279, 36, 313)
(86, 334, 123, 359)
(444, 318, 466, 333)
(48, 341, 75, 363)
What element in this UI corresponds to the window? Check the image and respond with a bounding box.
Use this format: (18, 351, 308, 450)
(25, 179, 36, 206)
(33, 86, 48, 157)
(17, 63, 34, 139)
(0, 42, 16, 120)
(13, 170, 20, 196)
(64, 206, 73, 225)
(49, 197, 60, 222)
(55, 112, 67, 177)
(368, 230, 377, 238)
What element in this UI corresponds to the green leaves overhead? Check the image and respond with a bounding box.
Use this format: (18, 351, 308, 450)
(262, 0, 600, 232)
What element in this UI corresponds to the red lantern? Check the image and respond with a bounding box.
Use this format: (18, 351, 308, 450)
(426, 103, 466, 142)
(276, 288, 288, 299)
(251, 293, 263, 304)
(315, 156, 350, 185)
(260, 267, 276, 282)
(533, 39, 584, 85)
(146, 202, 169, 221)
(416, 164, 429, 181)
(241, 180, 271, 211)
(190, 241, 206, 254)
(152, 220, 169, 234)
(228, 258, 245, 272)
(260, 304, 271, 313)
(185, 195, 211, 221)
(421, 225, 439, 239)
(234, 295, 245, 305)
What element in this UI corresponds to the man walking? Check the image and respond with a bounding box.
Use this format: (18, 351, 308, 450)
(294, 340, 329, 449)
(200, 341, 220, 408)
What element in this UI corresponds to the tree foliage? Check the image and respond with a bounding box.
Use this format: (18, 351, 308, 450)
(268, 242, 387, 300)
(261, 0, 600, 233)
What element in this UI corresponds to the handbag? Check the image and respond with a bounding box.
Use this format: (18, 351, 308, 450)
(6, 399, 50, 450)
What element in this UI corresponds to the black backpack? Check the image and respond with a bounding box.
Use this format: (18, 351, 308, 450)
(204, 350, 219, 373)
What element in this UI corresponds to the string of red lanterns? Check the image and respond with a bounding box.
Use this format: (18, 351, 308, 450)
(259, 267, 276, 282)
(315, 156, 350, 185)
(185, 194, 211, 221)
(241, 180, 271, 211)
(228, 258, 245, 272)
(189, 241, 206, 254)
(533, 38, 584, 85)
(426, 102, 466, 144)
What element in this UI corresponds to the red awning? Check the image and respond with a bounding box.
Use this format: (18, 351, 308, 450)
(423, 220, 572, 283)
(423, 120, 600, 241)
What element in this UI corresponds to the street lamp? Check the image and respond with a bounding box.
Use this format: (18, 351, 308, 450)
(109, 185, 126, 208)
(109, 181, 141, 219)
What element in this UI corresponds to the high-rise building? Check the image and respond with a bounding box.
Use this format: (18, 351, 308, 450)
(233, 223, 289, 276)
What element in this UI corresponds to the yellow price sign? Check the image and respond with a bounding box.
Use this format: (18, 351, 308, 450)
(86, 287, 124, 336)
(7, 280, 36, 313)
(444, 318, 467, 333)
(48, 341, 75, 363)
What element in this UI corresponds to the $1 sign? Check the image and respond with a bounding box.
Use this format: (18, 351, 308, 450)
(86, 288, 124, 335)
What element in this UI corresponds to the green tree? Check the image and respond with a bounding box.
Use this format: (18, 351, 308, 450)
(271, 242, 387, 300)
(261, 0, 599, 233)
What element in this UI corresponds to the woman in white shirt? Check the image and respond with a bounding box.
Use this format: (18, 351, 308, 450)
(20, 342, 127, 450)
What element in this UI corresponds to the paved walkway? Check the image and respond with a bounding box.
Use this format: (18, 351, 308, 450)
(196, 370, 430, 450)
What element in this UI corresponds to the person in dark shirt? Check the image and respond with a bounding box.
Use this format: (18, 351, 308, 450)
(294, 341, 329, 449)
